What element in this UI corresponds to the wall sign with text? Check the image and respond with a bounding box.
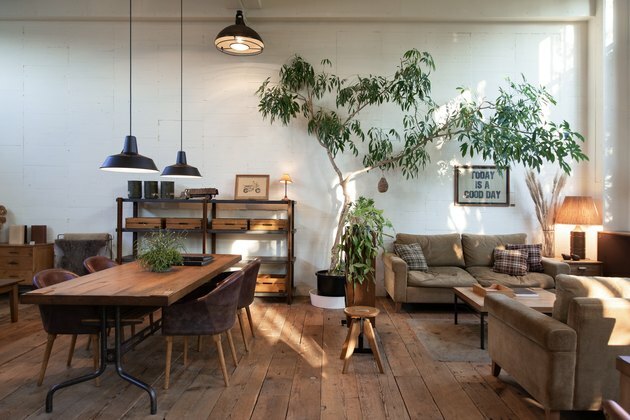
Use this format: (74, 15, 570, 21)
(454, 165, 510, 206)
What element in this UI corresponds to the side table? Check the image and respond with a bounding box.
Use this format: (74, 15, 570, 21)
(555, 258, 603, 276)
(0, 278, 20, 322)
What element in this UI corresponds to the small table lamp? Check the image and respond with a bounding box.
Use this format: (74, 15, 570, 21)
(279, 173, 293, 200)
(555, 196, 601, 259)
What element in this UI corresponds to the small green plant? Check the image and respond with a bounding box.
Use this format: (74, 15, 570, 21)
(137, 231, 184, 272)
(337, 197, 392, 285)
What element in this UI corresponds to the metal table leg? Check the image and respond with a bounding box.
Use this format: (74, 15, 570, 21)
(113, 306, 157, 414)
(480, 313, 485, 349)
(46, 307, 108, 413)
(45, 306, 158, 415)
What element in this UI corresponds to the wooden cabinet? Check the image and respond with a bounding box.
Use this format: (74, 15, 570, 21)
(0, 243, 54, 286)
(556, 258, 603, 276)
(115, 198, 295, 304)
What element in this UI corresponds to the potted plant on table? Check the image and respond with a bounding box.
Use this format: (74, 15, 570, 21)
(137, 231, 184, 272)
(257, 49, 587, 301)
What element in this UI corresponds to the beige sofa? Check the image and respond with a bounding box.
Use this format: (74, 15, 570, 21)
(382, 233, 569, 311)
(486, 275, 630, 419)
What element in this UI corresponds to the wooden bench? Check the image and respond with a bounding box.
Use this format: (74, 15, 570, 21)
(0, 278, 20, 322)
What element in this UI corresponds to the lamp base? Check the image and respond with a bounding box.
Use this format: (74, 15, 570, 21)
(570, 230, 586, 260)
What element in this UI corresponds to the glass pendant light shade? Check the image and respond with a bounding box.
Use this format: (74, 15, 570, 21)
(215, 10, 264, 56)
(161, 151, 201, 178)
(101, 135, 159, 173)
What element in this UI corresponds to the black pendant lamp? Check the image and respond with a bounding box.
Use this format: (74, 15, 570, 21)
(161, 0, 202, 179)
(101, 0, 158, 173)
(214, 10, 264, 56)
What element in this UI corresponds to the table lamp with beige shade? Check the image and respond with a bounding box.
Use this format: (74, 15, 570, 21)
(555, 196, 601, 260)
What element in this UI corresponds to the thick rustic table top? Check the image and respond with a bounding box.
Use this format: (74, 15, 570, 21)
(453, 286, 556, 313)
(20, 254, 241, 307)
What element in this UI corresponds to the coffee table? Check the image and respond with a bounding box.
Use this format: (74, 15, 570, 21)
(453, 287, 556, 349)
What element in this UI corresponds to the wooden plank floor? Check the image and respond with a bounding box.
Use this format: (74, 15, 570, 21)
(0, 295, 605, 419)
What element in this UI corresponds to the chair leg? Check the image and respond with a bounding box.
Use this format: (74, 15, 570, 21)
(197, 336, 202, 352)
(237, 309, 249, 352)
(342, 319, 361, 374)
(340, 320, 355, 359)
(226, 330, 238, 366)
(67, 334, 78, 367)
(245, 306, 255, 338)
(164, 336, 173, 390)
(364, 319, 384, 373)
(213, 334, 229, 386)
(85, 334, 92, 351)
(38, 333, 57, 386)
(183, 336, 189, 367)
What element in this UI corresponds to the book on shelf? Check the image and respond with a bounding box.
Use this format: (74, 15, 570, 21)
(512, 287, 538, 297)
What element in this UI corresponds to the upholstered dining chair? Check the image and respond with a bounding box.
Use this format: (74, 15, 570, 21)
(33, 268, 100, 386)
(162, 269, 243, 389)
(236, 259, 261, 352)
(83, 255, 117, 273)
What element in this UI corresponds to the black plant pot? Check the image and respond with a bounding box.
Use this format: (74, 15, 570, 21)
(316, 270, 346, 297)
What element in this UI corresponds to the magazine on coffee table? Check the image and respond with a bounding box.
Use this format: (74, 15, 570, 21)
(512, 287, 538, 297)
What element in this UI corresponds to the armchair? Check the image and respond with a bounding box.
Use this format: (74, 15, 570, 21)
(486, 275, 630, 419)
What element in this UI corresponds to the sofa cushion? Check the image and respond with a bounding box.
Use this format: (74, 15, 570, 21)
(506, 243, 544, 272)
(407, 266, 477, 288)
(552, 275, 630, 323)
(466, 266, 556, 289)
(493, 248, 528, 276)
(395, 233, 464, 267)
(394, 243, 428, 271)
(462, 233, 527, 267)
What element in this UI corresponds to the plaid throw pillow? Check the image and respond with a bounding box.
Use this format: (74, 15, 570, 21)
(394, 243, 428, 272)
(493, 248, 528, 276)
(506, 243, 544, 272)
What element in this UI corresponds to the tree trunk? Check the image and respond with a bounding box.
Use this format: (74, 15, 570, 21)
(328, 180, 352, 273)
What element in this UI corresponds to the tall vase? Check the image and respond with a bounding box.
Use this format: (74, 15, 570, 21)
(542, 229, 555, 257)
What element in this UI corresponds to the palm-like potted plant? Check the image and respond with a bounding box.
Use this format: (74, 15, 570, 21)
(137, 231, 184, 272)
(337, 197, 392, 306)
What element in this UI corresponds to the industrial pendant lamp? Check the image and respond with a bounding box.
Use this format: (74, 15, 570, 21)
(214, 10, 264, 56)
(161, 0, 202, 178)
(101, 0, 158, 173)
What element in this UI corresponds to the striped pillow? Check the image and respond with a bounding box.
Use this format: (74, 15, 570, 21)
(394, 243, 428, 272)
(506, 243, 544, 272)
(493, 248, 528, 276)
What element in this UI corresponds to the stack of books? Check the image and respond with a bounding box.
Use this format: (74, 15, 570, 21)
(182, 254, 214, 266)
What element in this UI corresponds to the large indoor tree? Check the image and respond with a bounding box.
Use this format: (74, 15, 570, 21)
(257, 49, 588, 273)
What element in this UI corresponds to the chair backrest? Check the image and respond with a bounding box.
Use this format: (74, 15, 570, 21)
(238, 258, 261, 310)
(33, 269, 99, 335)
(199, 269, 244, 335)
(83, 255, 118, 274)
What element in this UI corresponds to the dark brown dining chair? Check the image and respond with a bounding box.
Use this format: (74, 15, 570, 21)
(33, 269, 100, 386)
(82, 256, 155, 344)
(162, 270, 243, 389)
(236, 259, 261, 352)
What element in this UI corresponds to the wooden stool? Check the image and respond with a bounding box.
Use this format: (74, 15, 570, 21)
(340, 306, 384, 374)
(0, 278, 20, 323)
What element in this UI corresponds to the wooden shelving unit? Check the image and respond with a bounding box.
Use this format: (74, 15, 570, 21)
(115, 198, 295, 304)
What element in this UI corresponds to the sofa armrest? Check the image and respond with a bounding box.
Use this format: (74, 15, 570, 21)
(486, 294, 577, 410)
(542, 257, 570, 279)
(567, 297, 630, 409)
(486, 294, 577, 351)
(382, 252, 408, 306)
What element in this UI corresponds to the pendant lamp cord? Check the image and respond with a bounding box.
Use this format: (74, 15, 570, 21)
(129, 0, 133, 136)
(180, 0, 183, 151)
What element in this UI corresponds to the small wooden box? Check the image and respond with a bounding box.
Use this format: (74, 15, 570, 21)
(211, 218, 248, 230)
(472, 283, 515, 298)
(249, 219, 288, 231)
(165, 218, 203, 230)
(255, 274, 286, 293)
(125, 217, 164, 229)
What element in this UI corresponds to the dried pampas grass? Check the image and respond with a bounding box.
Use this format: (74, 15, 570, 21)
(525, 170, 567, 257)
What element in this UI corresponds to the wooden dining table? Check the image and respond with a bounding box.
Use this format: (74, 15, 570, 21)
(20, 254, 241, 414)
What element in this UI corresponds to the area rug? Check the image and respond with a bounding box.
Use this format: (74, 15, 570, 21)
(407, 318, 490, 363)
